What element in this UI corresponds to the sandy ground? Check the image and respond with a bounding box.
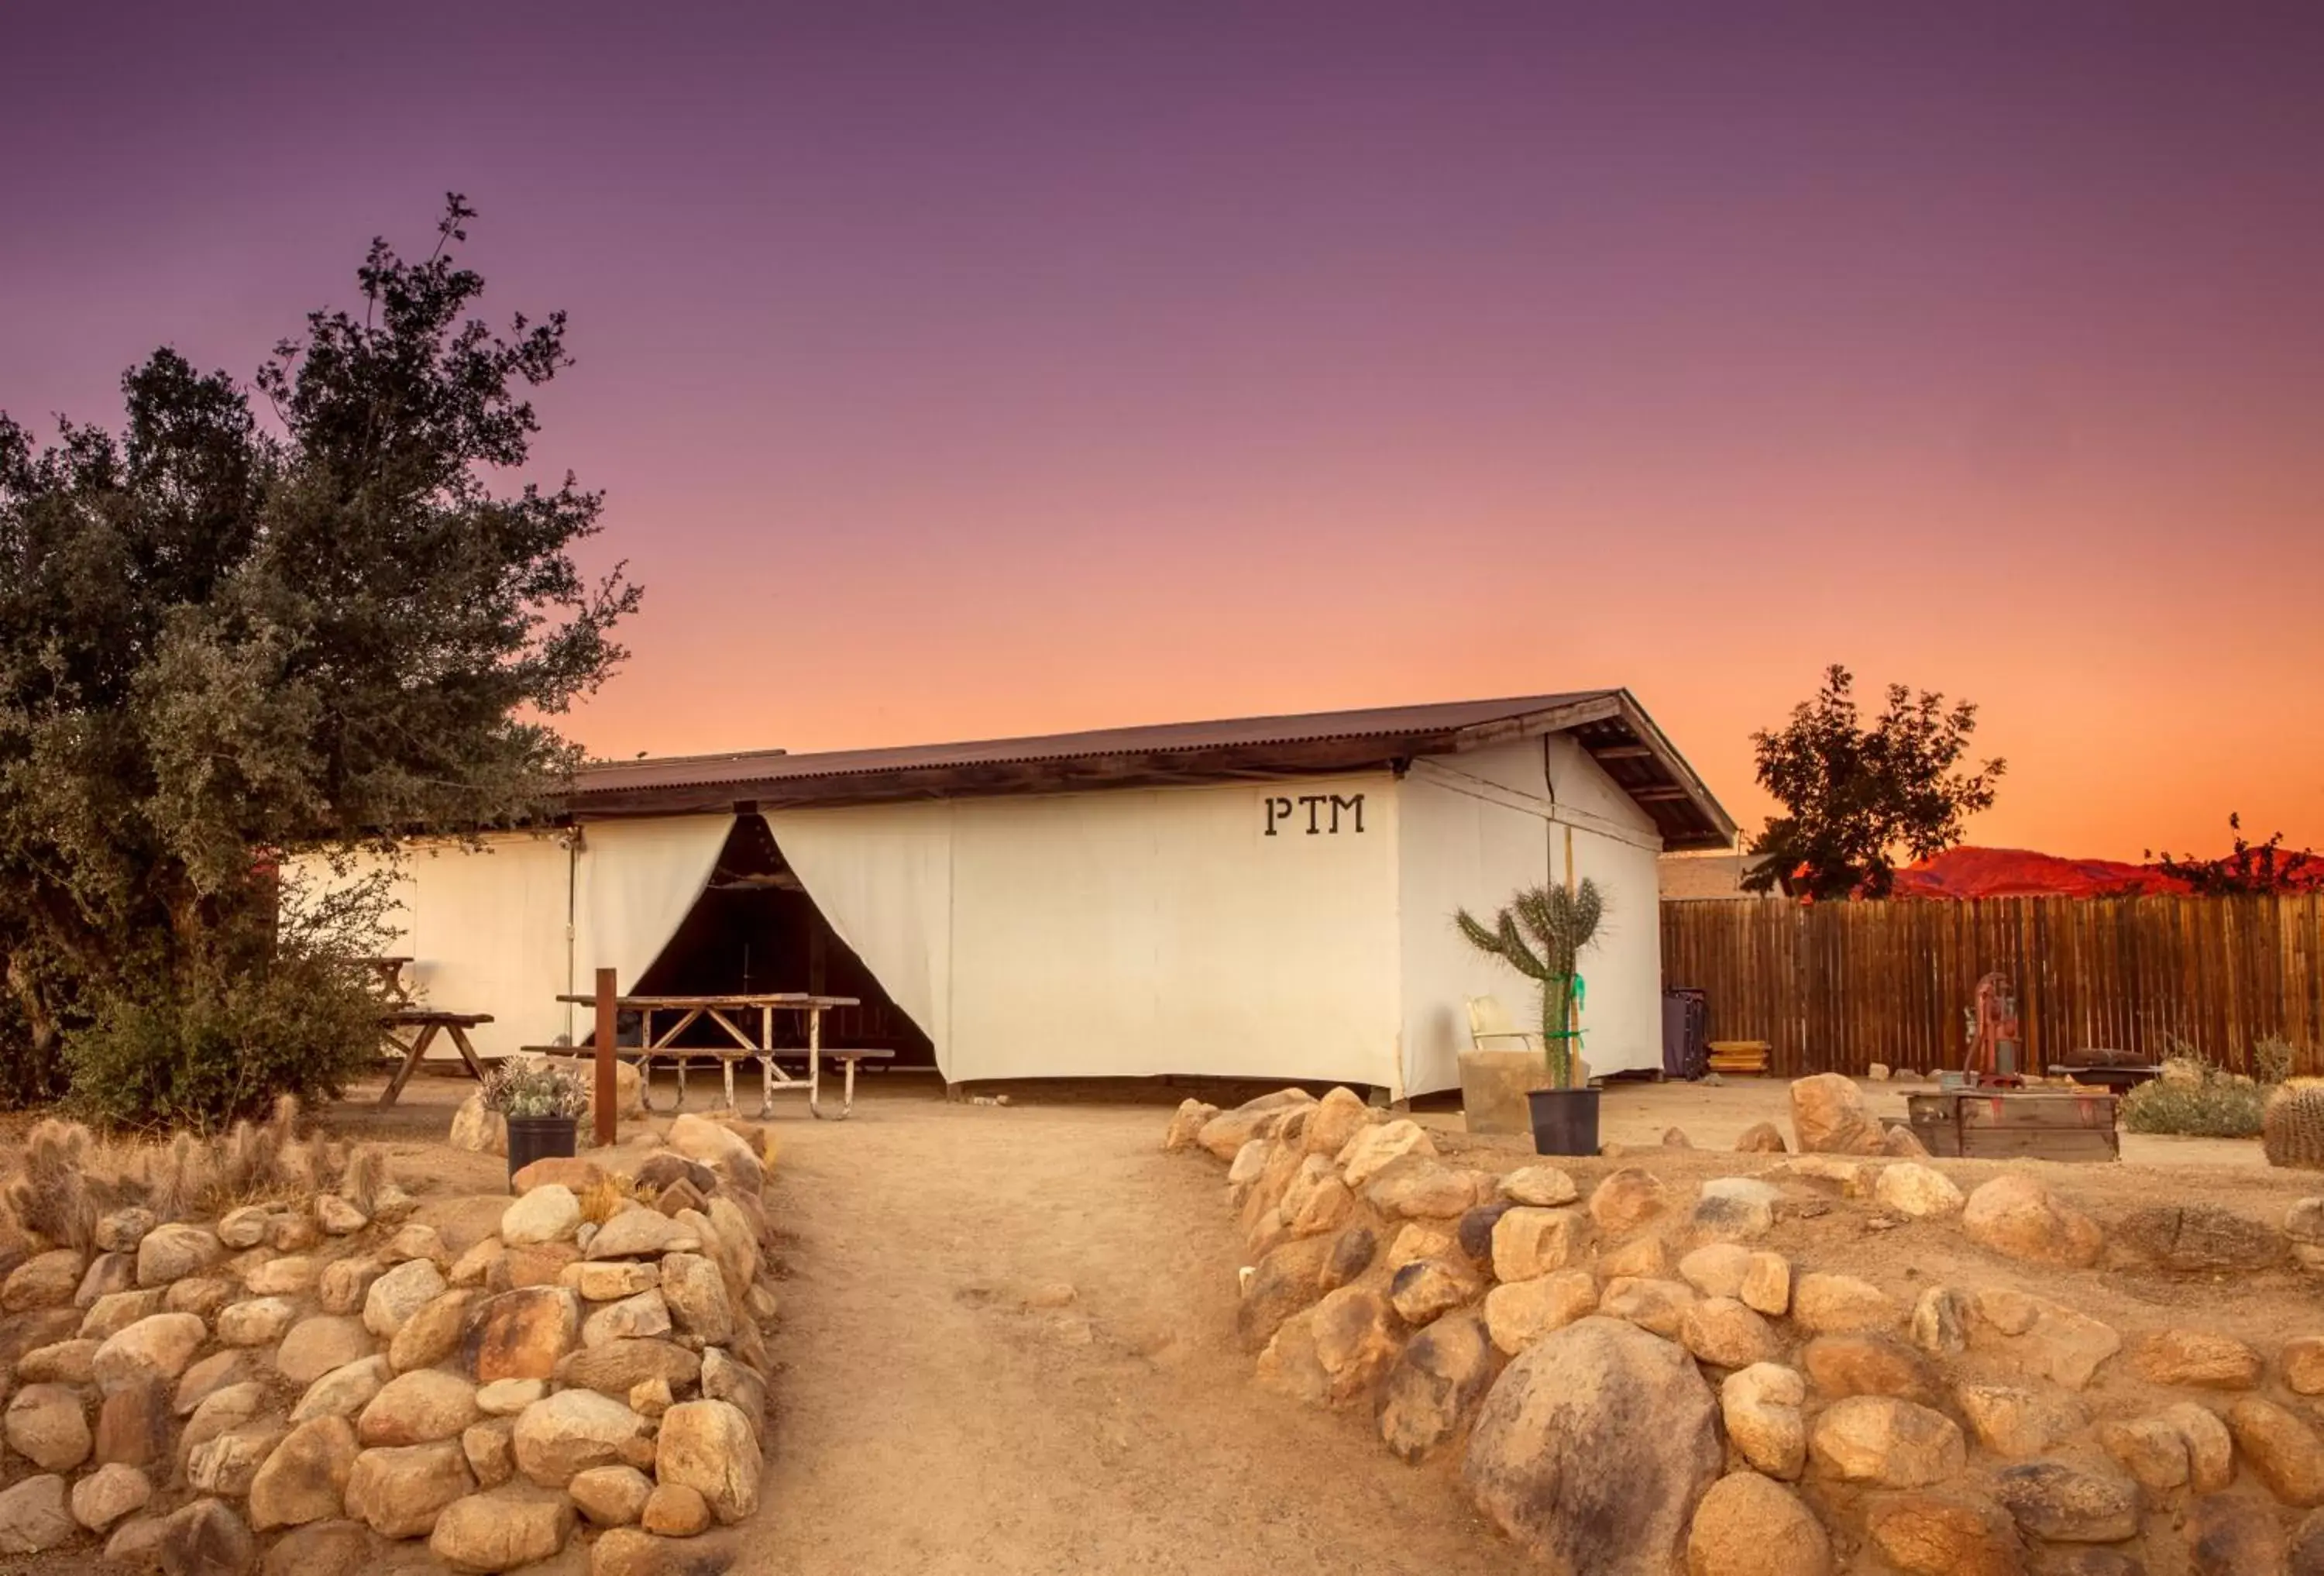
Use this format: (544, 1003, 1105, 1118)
(736, 1085, 1509, 1576)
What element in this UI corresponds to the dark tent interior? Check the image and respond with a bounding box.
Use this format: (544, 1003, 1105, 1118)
(630, 814, 934, 1067)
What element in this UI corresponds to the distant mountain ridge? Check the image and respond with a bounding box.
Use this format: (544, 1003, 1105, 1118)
(1890, 845, 2324, 899)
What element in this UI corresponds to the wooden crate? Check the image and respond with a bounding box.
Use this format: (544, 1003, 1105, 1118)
(1905, 1089, 2121, 1161)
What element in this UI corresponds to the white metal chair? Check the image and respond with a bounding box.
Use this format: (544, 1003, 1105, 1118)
(1466, 994, 1541, 1056)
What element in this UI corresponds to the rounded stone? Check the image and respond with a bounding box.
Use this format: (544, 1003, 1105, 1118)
(1685, 1471, 1833, 1576)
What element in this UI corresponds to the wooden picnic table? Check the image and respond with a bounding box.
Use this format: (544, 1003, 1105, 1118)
(553, 991, 876, 1119)
(377, 1007, 493, 1107)
(359, 955, 416, 1004)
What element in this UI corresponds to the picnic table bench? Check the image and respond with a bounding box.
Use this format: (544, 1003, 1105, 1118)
(552, 991, 882, 1119)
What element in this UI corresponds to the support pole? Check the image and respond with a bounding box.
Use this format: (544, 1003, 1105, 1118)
(593, 967, 618, 1148)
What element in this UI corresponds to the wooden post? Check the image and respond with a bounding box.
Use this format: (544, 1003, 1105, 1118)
(593, 968, 617, 1148)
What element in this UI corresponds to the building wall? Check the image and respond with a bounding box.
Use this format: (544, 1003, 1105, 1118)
(1396, 738, 1666, 1096)
(928, 775, 1401, 1085)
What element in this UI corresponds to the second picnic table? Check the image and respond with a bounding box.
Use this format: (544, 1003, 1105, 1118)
(553, 991, 878, 1119)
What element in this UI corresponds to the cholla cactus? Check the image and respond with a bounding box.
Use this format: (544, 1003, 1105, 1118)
(2264, 1079, 2324, 1170)
(1455, 880, 1607, 1090)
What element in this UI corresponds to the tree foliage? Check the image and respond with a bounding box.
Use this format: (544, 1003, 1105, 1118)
(2147, 814, 2322, 896)
(1455, 880, 1607, 1089)
(0, 196, 640, 1124)
(1742, 665, 2003, 901)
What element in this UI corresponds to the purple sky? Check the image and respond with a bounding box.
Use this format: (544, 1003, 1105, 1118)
(5, 2, 2322, 856)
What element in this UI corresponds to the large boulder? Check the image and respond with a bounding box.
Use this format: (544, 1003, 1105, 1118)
(1961, 1175, 2104, 1267)
(1236, 1235, 1334, 1352)
(1808, 1396, 1966, 1488)
(1875, 1163, 1965, 1220)
(277, 1316, 376, 1386)
(1955, 1384, 2089, 1459)
(346, 1440, 475, 1538)
(586, 1208, 697, 1261)
(466, 1286, 582, 1383)
(290, 1355, 392, 1423)
(1376, 1312, 1494, 1462)
(5, 1382, 93, 1471)
(1802, 1333, 1937, 1403)
(69, 1461, 153, 1533)
(358, 1369, 482, 1447)
(2133, 1329, 2264, 1390)
(247, 1415, 359, 1530)
(667, 1114, 765, 1193)
(0, 1474, 75, 1554)
(1482, 1270, 1597, 1356)
(511, 1388, 645, 1487)
(1789, 1074, 1884, 1154)
(136, 1224, 225, 1287)
(4, 1249, 85, 1312)
(449, 1091, 507, 1155)
(1196, 1089, 1317, 1160)
(428, 1487, 576, 1574)
(1587, 1168, 1671, 1237)
(1968, 1289, 2120, 1390)
(1721, 1364, 1807, 1480)
(1491, 1207, 1592, 1282)
(1338, 1119, 1436, 1189)
(1989, 1458, 2141, 1543)
(2229, 1397, 2324, 1506)
(362, 1259, 447, 1339)
(95, 1375, 173, 1469)
(1160, 1097, 1219, 1152)
(1463, 1315, 1721, 1575)
(1862, 1489, 2026, 1576)
(92, 1311, 207, 1392)
(500, 1186, 582, 1248)
(1685, 1471, 1833, 1576)
(570, 1463, 655, 1527)
(2163, 1402, 2236, 1494)
(1789, 1274, 1899, 1335)
(554, 1337, 702, 1398)
(656, 1398, 761, 1524)
(1303, 1087, 1371, 1158)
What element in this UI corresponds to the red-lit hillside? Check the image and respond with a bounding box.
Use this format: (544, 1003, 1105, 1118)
(1889, 845, 2324, 899)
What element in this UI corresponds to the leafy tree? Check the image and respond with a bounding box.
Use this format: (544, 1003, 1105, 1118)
(1455, 880, 1606, 1089)
(0, 195, 640, 1125)
(2148, 814, 2322, 896)
(1741, 665, 2003, 900)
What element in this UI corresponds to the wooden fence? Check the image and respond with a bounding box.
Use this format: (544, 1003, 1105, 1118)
(1659, 893, 2324, 1079)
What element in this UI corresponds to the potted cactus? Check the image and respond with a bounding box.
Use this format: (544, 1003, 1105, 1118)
(1456, 880, 1607, 1154)
(481, 1058, 590, 1187)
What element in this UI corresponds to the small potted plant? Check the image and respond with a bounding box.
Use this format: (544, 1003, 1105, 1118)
(1456, 880, 1607, 1154)
(482, 1058, 590, 1187)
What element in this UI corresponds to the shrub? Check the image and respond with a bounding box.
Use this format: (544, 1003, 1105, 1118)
(63, 945, 382, 1132)
(2121, 1057, 2267, 1138)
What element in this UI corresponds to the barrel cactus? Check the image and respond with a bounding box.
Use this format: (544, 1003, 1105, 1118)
(2264, 1079, 2324, 1170)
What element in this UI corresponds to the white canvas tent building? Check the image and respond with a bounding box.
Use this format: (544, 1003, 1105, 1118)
(313, 692, 1733, 1099)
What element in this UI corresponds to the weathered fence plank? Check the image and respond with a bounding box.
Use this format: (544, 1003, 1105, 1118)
(1660, 894, 2324, 1078)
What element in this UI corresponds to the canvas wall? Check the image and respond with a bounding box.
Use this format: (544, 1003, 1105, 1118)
(1395, 738, 1665, 1096)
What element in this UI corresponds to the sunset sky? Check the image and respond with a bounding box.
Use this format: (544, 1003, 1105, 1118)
(4, 2, 2319, 861)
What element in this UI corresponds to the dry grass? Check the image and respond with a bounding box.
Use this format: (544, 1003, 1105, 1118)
(0, 1097, 396, 1249)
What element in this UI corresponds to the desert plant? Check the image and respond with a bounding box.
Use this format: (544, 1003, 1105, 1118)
(2254, 1034, 2299, 1086)
(2122, 1058, 2267, 1138)
(482, 1058, 590, 1121)
(1, 1119, 98, 1252)
(2264, 1079, 2324, 1169)
(1455, 880, 1607, 1089)
(339, 1144, 391, 1216)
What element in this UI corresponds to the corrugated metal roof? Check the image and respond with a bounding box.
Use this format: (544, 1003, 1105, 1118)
(571, 691, 1616, 795)
(564, 690, 1737, 849)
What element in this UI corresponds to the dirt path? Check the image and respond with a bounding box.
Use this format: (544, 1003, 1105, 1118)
(741, 1091, 1510, 1576)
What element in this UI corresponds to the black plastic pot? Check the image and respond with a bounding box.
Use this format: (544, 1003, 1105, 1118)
(506, 1114, 578, 1189)
(1527, 1087, 1600, 1156)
